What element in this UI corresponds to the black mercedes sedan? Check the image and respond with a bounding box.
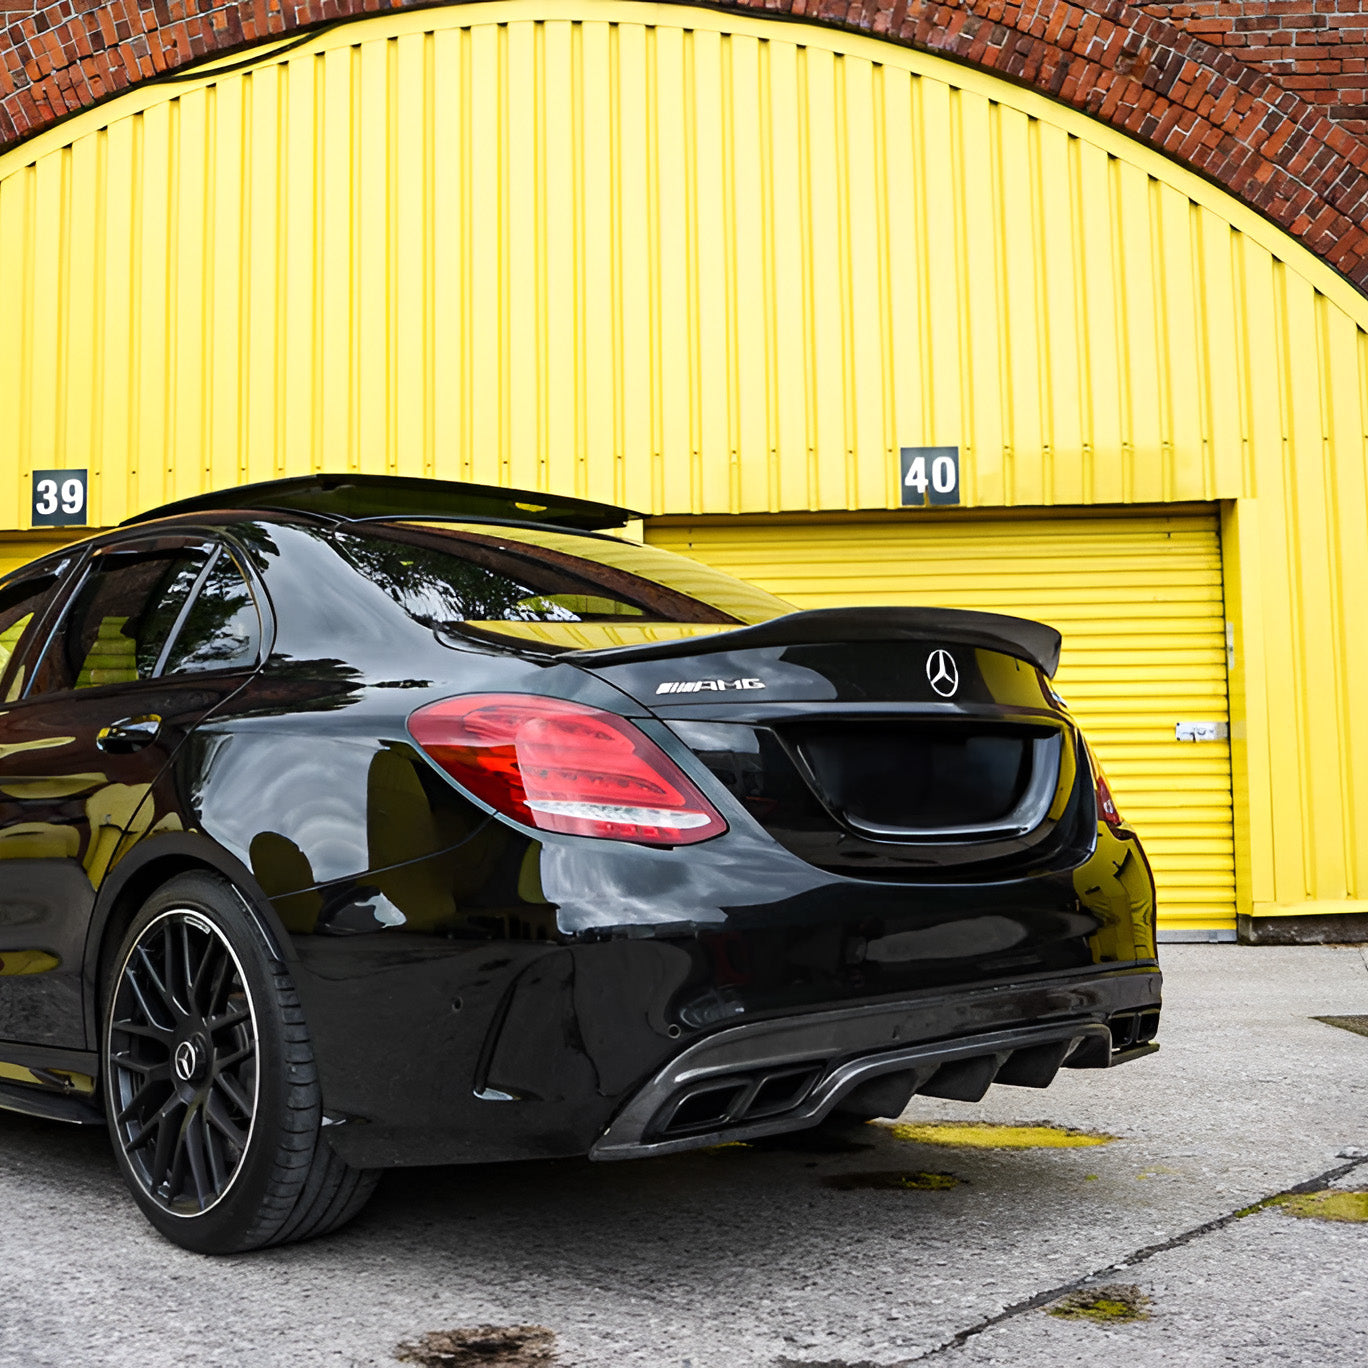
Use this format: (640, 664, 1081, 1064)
(0, 475, 1160, 1253)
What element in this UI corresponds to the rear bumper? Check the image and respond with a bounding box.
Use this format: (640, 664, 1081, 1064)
(592, 965, 1160, 1160)
(282, 814, 1157, 1168)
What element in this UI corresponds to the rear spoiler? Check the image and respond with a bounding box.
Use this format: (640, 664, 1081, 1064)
(121, 473, 638, 531)
(566, 606, 1063, 678)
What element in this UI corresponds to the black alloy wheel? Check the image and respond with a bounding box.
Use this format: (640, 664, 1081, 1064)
(102, 872, 379, 1253)
(107, 908, 260, 1216)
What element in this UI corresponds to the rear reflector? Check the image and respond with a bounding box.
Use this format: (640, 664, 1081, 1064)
(1086, 743, 1125, 828)
(408, 693, 728, 846)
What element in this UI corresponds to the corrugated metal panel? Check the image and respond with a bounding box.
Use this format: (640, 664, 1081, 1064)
(0, 532, 90, 581)
(648, 511, 1234, 933)
(0, 0, 1364, 918)
(1, 0, 1365, 529)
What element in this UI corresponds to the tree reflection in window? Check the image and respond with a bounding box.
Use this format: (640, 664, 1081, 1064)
(334, 527, 739, 631)
(162, 552, 262, 674)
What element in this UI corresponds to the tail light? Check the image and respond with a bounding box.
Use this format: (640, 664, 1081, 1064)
(1086, 743, 1124, 828)
(408, 693, 728, 846)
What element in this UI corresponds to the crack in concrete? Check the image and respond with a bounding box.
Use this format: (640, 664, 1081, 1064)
(901, 1151, 1368, 1362)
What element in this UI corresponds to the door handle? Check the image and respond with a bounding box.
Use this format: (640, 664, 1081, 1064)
(96, 715, 163, 754)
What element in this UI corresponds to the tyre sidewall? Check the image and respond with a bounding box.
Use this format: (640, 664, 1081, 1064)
(101, 872, 319, 1254)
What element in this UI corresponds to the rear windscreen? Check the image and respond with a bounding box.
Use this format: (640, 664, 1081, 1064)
(335, 523, 792, 629)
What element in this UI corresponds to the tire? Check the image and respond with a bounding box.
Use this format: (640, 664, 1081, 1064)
(101, 871, 380, 1254)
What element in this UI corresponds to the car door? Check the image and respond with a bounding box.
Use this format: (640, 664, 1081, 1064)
(0, 535, 265, 1050)
(0, 551, 88, 1048)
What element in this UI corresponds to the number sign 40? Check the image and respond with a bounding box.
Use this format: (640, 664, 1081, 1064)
(32, 469, 89, 527)
(900, 446, 961, 507)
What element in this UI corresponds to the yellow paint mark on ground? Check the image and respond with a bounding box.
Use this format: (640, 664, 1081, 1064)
(885, 1121, 1117, 1149)
(1270, 1190, 1368, 1223)
(1046, 1284, 1150, 1324)
(823, 1170, 962, 1192)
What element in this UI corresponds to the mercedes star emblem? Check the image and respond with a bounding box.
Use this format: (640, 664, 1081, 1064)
(926, 648, 959, 698)
(173, 1040, 199, 1083)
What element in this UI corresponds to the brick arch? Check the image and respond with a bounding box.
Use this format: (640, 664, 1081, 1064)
(3, 0, 1367, 291)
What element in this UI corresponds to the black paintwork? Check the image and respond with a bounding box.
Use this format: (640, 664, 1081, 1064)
(570, 604, 1064, 676)
(0, 484, 1159, 1165)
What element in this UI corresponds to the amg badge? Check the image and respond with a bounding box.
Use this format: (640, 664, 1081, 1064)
(656, 678, 766, 695)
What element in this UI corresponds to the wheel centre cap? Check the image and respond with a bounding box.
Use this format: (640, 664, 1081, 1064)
(173, 1038, 204, 1084)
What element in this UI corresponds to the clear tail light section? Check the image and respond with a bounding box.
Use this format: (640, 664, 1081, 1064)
(408, 693, 728, 846)
(1085, 741, 1125, 828)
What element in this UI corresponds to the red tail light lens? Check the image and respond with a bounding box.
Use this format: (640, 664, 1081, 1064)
(408, 693, 728, 846)
(1086, 744, 1125, 828)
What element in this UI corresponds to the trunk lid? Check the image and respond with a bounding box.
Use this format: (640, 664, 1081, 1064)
(560, 607, 1094, 881)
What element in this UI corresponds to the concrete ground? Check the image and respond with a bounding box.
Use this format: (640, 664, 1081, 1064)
(0, 945, 1365, 1368)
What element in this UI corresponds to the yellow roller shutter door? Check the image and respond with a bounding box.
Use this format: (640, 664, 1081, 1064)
(647, 511, 1235, 937)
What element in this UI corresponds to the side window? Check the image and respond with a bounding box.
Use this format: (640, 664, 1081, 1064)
(161, 549, 262, 675)
(29, 547, 212, 696)
(0, 566, 67, 703)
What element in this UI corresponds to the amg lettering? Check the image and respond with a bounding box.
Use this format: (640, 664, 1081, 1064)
(655, 677, 766, 695)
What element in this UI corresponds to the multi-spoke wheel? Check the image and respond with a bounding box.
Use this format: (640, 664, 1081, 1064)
(107, 909, 260, 1217)
(102, 872, 379, 1254)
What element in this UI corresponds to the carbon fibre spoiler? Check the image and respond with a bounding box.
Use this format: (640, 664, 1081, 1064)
(565, 606, 1063, 678)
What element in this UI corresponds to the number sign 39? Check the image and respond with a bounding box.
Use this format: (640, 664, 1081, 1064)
(900, 446, 961, 508)
(32, 469, 89, 527)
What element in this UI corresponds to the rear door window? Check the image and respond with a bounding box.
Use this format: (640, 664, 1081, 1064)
(28, 545, 213, 695)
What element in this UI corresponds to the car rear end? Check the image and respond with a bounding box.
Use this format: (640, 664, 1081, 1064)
(315, 519, 1161, 1163)
(556, 614, 1159, 1153)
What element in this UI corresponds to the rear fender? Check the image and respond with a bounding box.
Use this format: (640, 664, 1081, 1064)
(83, 831, 295, 1047)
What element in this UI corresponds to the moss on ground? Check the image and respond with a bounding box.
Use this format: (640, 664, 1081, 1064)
(822, 1169, 962, 1191)
(886, 1120, 1116, 1149)
(1046, 1284, 1151, 1324)
(1270, 1189, 1368, 1222)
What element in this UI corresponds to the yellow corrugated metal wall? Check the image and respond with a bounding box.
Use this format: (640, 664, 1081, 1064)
(7, 0, 1364, 526)
(0, 0, 1366, 923)
(0, 533, 89, 581)
(648, 510, 1234, 934)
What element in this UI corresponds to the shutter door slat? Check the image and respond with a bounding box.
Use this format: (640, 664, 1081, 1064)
(647, 511, 1236, 934)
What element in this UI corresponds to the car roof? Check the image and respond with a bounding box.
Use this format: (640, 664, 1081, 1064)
(118, 474, 639, 532)
(0, 496, 639, 592)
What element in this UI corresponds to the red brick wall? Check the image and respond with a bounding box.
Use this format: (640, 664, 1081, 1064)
(2, 0, 1367, 293)
(1142, 1, 1368, 136)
